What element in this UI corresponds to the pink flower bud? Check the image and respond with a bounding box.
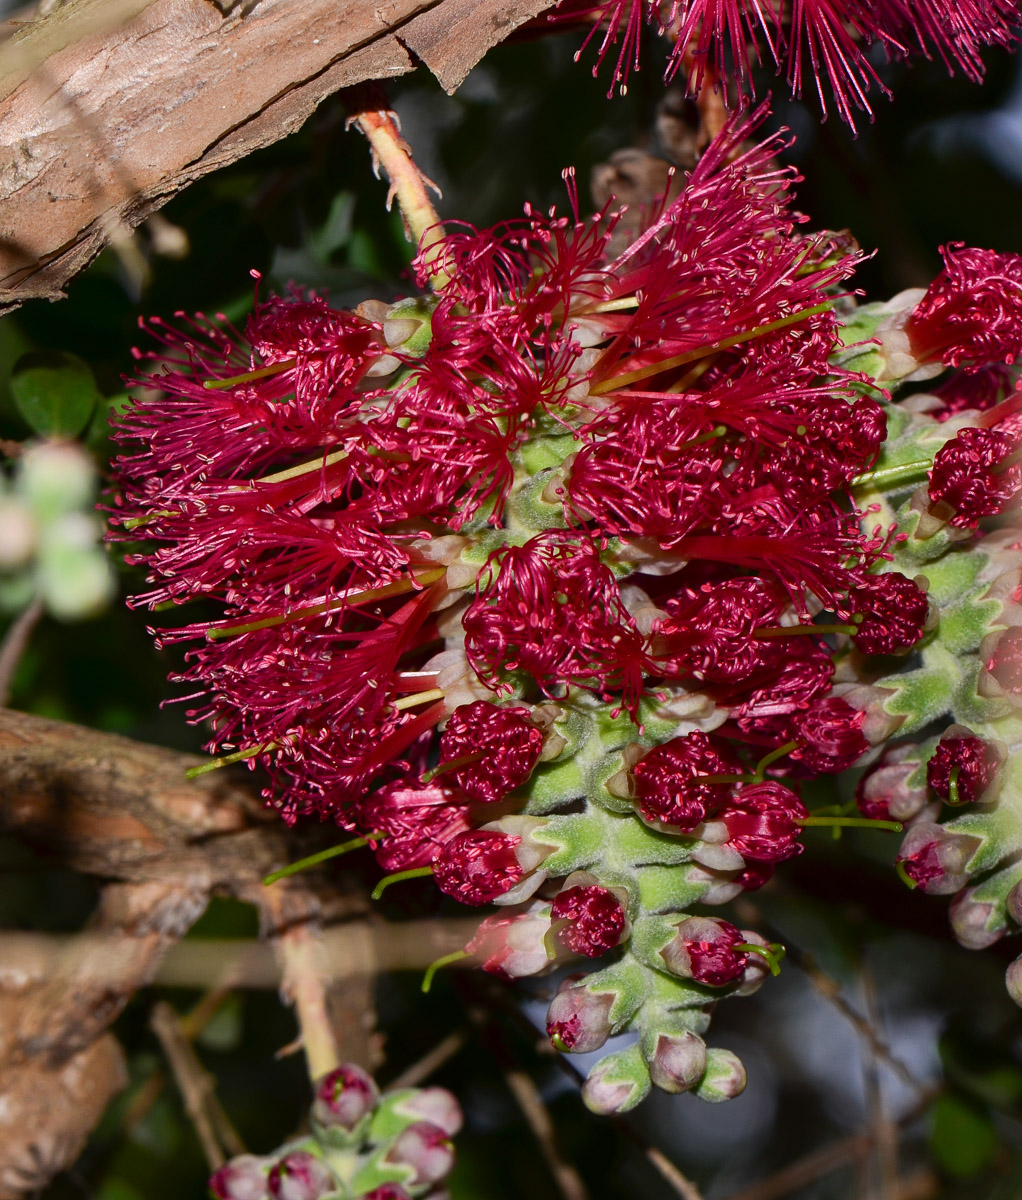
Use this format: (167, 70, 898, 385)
(312, 1064, 379, 1131)
(267, 1153, 335, 1200)
(980, 626, 1022, 702)
(209, 1156, 270, 1200)
(647, 1031, 707, 1094)
(929, 425, 1022, 528)
(791, 696, 869, 773)
(467, 906, 555, 979)
(855, 743, 926, 822)
(844, 571, 930, 656)
(1007, 956, 1022, 1008)
(359, 781, 470, 872)
(546, 979, 615, 1053)
(694, 1048, 747, 1102)
(949, 887, 1005, 951)
(896, 822, 981, 894)
(395, 1088, 463, 1137)
(437, 701, 543, 802)
(660, 917, 748, 987)
(1008, 879, 1022, 926)
(433, 830, 524, 905)
(360, 1186, 412, 1200)
(723, 781, 806, 862)
(386, 1122, 455, 1187)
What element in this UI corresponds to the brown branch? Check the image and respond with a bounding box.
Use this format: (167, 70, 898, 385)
(0, 597, 43, 707)
(388, 1027, 470, 1090)
(0, 0, 549, 313)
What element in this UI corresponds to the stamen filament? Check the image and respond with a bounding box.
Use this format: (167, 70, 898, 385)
(422, 751, 487, 783)
(371, 865, 434, 900)
(583, 295, 640, 314)
(753, 741, 798, 780)
(184, 742, 274, 778)
(263, 832, 383, 886)
(203, 359, 296, 390)
(206, 568, 447, 640)
(393, 688, 447, 711)
(590, 303, 832, 395)
(735, 941, 787, 977)
(799, 815, 904, 833)
(421, 949, 471, 994)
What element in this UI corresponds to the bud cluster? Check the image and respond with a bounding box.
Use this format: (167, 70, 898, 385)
(208, 1065, 461, 1200)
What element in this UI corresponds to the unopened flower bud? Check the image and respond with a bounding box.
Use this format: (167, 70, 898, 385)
(467, 905, 555, 979)
(394, 1088, 463, 1137)
(632, 731, 743, 832)
(19, 441, 96, 519)
(949, 887, 1006, 951)
(659, 917, 748, 987)
(434, 817, 552, 906)
(551, 876, 629, 957)
(1007, 879, 1022, 926)
(694, 1048, 747, 1103)
(267, 1152, 335, 1200)
(979, 627, 1022, 704)
(546, 978, 615, 1053)
(723, 782, 806, 863)
(0, 497, 35, 568)
(1007, 956, 1022, 1008)
(312, 1064, 379, 1132)
(896, 822, 981, 894)
(855, 743, 926, 822)
(360, 1186, 412, 1200)
(386, 1122, 455, 1187)
(646, 1030, 707, 1094)
(926, 728, 1001, 805)
(581, 1046, 650, 1115)
(210, 1156, 270, 1200)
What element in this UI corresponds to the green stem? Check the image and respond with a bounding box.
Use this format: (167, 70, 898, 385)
(422, 751, 487, 783)
(895, 859, 918, 890)
(372, 865, 434, 900)
(799, 816, 904, 833)
(263, 833, 383, 886)
(735, 942, 787, 977)
(184, 742, 272, 779)
(753, 741, 798, 781)
(947, 766, 962, 806)
(851, 460, 931, 491)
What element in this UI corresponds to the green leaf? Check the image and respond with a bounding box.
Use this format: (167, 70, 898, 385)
(10, 351, 102, 439)
(931, 1092, 998, 1177)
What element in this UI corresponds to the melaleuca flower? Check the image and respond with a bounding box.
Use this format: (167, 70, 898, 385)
(360, 781, 471, 871)
(552, 0, 1018, 127)
(632, 731, 745, 832)
(550, 876, 630, 956)
(791, 695, 870, 773)
(466, 905, 556, 978)
(981, 625, 1022, 701)
(546, 978, 616, 1052)
(312, 1065, 379, 1133)
(435, 702, 544, 802)
(855, 743, 927, 822)
(659, 917, 751, 987)
(930, 364, 1019, 420)
(926, 728, 1001, 804)
(842, 571, 930, 656)
(268, 1152, 335, 1200)
(928, 424, 1022, 528)
(896, 822, 982, 893)
(646, 1031, 708, 1094)
(905, 245, 1022, 370)
(722, 781, 808, 862)
(433, 818, 553, 905)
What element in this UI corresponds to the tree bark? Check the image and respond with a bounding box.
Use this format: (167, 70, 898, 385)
(0, 0, 549, 313)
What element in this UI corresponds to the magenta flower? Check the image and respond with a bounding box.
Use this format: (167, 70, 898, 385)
(659, 917, 750, 987)
(927, 731, 1001, 804)
(551, 882, 629, 956)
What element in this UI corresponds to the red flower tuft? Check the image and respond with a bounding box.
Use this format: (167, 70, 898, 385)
(632, 732, 745, 832)
(792, 695, 870, 773)
(723, 781, 808, 862)
(360, 780, 470, 871)
(843, 571, 929, 656)
(929, 425, 1022, 528)
(661, 916, 749, 987)
(437, 702, 544, 803)
(433, 829, 525, 905)
(551, 885, 628, 957)
(926, 732, 1000, 805)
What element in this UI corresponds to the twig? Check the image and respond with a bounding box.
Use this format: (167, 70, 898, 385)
(721, 1133, 873, 1200)
(0, 595, 43, 706)
(150, 1001, 231, 1170)
(862, 960, 900, 1200)
(502, 1064, 591, 1200)
(345, 86, 448, 285)
(270, 914, 341, 1083)
(388, 1028, 470, 1090)
(641, 1143, 706, 1200)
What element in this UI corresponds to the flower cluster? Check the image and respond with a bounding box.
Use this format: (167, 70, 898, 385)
(209, 1065, 461, 1200)
(552, 0, 1019, 127)
(114, 106, 1022, 1112)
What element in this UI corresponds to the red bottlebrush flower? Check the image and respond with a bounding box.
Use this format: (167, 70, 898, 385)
(659, 916, 749, 987)
(463, 530, 646, 712)
(546, 978, 615, 1053)
(632, 732, 745, 832)
(734, 637, 834, 724)
(855, 743, 927, 822)
(928, 425, 1022, 528)
(906, 245, 1022, 370)
(360, 780, 470, 871)
(437, 702, 544, 803)
(467, 906, 555, 978)
(843, 571, 930, 656)
(723, 781, 808, 862)
(927, 731, 1001, 804)
(792, 695, 869, 773)
(897, 822, 982, 894)
(432, 829, 525, 905)
(931, 364, 1019, 420)
(551, 884, 628, 957)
